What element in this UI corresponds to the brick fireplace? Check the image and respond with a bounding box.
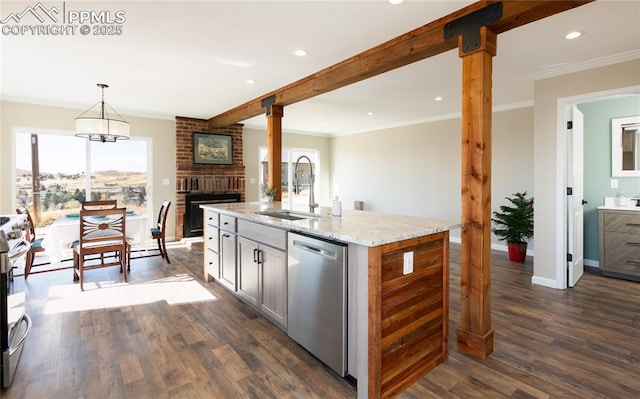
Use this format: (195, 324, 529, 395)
(175, 117, 245, 240)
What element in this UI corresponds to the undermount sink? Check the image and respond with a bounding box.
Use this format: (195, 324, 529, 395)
(255, 210, 323, 221)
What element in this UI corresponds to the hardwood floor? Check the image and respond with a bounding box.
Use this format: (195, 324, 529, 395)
(3, 242, 639, 398)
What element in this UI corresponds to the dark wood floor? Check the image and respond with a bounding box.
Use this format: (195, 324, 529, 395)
(3, 242, 639, 398)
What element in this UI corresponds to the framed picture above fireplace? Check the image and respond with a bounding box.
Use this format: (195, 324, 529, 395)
(193, 132, 233, 165)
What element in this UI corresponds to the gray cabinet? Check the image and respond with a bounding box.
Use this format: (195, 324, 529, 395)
(259, 244, 287, 326)
(219, 215, 237, 291)
(237, 237, 260, 307)
(599, 208, 640, 282)
(203, 210, 287, 327)
(204, 210, 220, 281)
(236, 220, 287, 328)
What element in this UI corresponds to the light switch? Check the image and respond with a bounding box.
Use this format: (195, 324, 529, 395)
(403, 251, 414, 275)
(250, 178, 256, 184)
(611, 179, 619, 189)
(162, 178, 170, 185)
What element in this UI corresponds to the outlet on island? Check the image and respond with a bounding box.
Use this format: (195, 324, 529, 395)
(403, 251, 414, 275)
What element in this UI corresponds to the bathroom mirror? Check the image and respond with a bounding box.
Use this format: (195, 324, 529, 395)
(612, 115, 640, 177)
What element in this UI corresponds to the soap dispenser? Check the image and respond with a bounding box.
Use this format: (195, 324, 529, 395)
(332, 196, 342, 217)
(618, 191, 628, 207)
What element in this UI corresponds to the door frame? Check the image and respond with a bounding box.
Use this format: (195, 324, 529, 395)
(555, 85, 640, 288)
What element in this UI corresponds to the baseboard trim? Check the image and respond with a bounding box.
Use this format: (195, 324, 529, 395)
(449, 236, 534, 257)
(531, 275, 563, 289)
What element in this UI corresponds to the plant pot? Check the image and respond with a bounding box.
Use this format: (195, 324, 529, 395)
(507, 242, 527, 263)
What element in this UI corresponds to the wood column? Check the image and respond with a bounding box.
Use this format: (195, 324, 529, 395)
(457, 26, 496, 359)
(266, 105, 283, 201)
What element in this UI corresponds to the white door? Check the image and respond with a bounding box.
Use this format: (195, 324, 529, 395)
(567, 105, 585, 287)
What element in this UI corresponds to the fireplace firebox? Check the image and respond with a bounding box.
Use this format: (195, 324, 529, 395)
(184, 193, 241, 237)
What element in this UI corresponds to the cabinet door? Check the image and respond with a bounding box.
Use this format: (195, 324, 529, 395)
(260, 245, 287, 328)
(220, 232, 237, 291)
(237, 237, 259, 307)
(205, 247, 220, 281)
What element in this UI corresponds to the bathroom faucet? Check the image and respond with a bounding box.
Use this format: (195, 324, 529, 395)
(294, 155, 319, 213)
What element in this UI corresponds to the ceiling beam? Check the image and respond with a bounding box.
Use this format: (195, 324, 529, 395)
(208, 0, 592, 128)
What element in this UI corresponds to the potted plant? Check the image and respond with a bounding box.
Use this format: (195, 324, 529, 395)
(261, 184, 277, 202)
(491, 191, 533, 262)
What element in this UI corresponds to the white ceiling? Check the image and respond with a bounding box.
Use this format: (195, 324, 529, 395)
(1, 1, 639, 136)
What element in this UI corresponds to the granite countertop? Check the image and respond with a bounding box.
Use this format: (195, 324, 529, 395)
(201, 202, 462, 247)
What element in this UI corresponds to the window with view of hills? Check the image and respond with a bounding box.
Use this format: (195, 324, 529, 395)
(15, 132, 149, 227)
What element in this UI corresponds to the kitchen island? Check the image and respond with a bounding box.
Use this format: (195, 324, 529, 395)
(201, 202, 461, 399)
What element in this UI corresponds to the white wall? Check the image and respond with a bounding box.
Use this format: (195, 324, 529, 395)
(0, 101, 177, 238)
(533, 59, 640, 288)
(242, 127, 332, 204)
(330, 107, 534, 248)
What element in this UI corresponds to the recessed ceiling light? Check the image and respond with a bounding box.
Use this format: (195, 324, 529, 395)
(294, 49, 308, 57)
(246, 79, 256, 84)
(367, 112, 374, 116)
(434, 96, 444, 101)
(565, 31, 582, 40)
(388, 0, 405, 4)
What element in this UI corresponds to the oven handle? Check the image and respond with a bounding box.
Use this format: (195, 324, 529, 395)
(8, 313, 32, 356)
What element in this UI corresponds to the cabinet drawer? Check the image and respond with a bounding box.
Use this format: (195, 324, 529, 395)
(205, 210, 219, 228)
(220, 215, 237, 232)
(237, 219, 287, 250)
(206, 229, 219, 253)
(604, 212, 640, 234)
(205, 248, 220, 279)
(603, 231, 640, 276)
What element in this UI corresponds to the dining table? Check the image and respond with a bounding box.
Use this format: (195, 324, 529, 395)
(41, 211, 151, 264)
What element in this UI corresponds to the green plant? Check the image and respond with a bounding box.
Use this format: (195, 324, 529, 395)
(491, 192, 533, 243)
(261, 184, 277, 197)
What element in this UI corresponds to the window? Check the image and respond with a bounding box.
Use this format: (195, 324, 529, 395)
(15, 132, 148, 227)
(259, 148, 319, 208)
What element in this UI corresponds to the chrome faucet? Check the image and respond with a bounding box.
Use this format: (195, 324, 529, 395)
(294, 155, 318, 213)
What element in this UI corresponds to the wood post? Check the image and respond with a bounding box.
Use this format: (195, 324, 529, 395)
(266, 105, 283, 201)
(457, 26, 496, 359)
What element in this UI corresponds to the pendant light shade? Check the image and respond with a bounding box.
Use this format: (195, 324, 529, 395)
(75, 83, 130, 142)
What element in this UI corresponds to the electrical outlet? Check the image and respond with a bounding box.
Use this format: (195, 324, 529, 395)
(403, 251, 414, 275)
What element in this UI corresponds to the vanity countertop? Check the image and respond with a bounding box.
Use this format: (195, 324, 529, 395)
(597, 205, 640, 211)
(201, 201, 462, 247)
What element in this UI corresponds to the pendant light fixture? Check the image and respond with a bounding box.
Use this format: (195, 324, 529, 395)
(75, 83, 130, 142)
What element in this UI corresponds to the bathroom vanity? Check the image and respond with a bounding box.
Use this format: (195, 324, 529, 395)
(598, 206, 640, 282)
(201, 202, 461, 399)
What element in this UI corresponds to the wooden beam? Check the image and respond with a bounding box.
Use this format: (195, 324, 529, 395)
(266, 105, 283, 201)
(457, 26, 496, 359)
(208, 0, 592, 128)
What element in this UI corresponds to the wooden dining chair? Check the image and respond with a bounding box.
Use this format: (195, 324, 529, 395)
(151, 200, 171, 264)
(72, 207, 128, 291)
(15, 206, 47, 279)
(81, 200, 117, 210)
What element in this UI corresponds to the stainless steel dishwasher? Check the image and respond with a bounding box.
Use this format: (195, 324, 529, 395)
(288, 232, 347, 377)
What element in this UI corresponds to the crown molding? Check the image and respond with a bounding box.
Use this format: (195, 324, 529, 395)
(526, 50, 640, 81)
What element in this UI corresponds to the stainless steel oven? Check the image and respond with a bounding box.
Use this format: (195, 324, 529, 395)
(0, 215, 32, 389)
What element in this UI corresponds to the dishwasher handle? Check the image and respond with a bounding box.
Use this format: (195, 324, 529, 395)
(292, 240, 337, 260)
(8, 313, 32, 356)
